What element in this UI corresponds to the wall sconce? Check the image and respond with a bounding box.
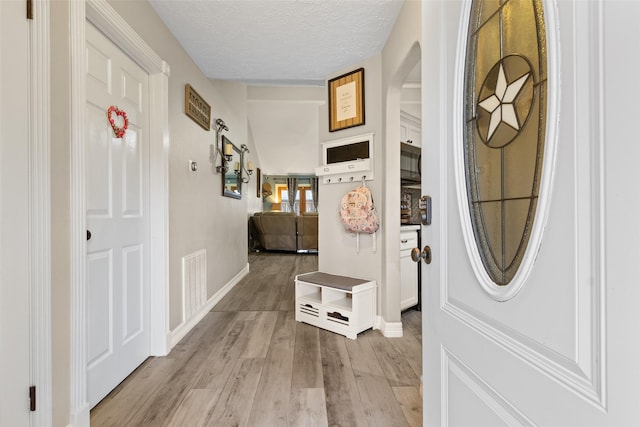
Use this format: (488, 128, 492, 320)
(213, 118, 254, 185)
(239, 143, 253, 183)
(214, 118, 230, 174)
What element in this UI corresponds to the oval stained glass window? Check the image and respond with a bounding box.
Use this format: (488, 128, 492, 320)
(463, 0, 548, 286)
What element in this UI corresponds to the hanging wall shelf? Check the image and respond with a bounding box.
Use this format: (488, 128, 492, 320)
(314, 132, 374, 184)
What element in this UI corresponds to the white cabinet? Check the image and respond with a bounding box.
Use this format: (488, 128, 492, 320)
(400, 111, 421, 147)
(400, 228, 419, 310)
(295, 272, 377, 339)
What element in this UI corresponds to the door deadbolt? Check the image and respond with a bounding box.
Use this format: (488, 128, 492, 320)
(87, 230, 92, 241)
(411, 245, 432, 264)
(420, 195, 432, 226)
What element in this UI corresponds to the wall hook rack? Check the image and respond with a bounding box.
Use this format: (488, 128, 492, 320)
(314, 133, 375, 185)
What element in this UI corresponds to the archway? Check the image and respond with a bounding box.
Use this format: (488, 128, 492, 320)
(382, 42, 421, 333)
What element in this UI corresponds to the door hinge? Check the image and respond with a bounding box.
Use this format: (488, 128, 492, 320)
(29, 386, 36, 411)
(27, 0, 33, 20)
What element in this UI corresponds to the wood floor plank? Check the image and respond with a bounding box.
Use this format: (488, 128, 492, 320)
(122, 312, 240, 425)
(249, 280, 286, 311)
(288, 387, 329, 427)
(319, 330, 369, 427)
(393, 386, 423, 427)
(388, 331, 423, 380)
(193, 312, 256, 389)
(240, 310, 279, 358)
(279, 275, 296, 311)
(165, 388, 222, 427)
(122, 355, 210, 425)
(167, 310, 238, 361)
(90, 357, 176, 427)
(213, 259, 278, 311)
(369, 333, 421, 387)
(402, 309, 422, 342)
(344, 331, 386, 376)
(205, 358, 264, 427)
(354, 371, 410, 427)
(247, 310, 296, 426)
(291, 322, 324, 389)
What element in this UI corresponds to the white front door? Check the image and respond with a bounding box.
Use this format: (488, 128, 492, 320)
(0, 1, 31, 425)
(422, 1, 640, 426)
(85, 22, 150, 407)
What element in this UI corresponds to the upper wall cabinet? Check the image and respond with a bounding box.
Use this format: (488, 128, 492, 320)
(400, 111, 421, 147)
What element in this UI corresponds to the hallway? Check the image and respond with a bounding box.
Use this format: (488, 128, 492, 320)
(91, 253, 422, 426)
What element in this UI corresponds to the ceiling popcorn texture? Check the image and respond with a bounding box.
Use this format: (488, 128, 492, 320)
(148, 0, 405, 85)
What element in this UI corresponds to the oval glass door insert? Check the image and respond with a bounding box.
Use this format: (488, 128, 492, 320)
(463, 0, 548, 286)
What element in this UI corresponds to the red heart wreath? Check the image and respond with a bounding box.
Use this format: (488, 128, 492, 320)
(107, 106, 128, 138)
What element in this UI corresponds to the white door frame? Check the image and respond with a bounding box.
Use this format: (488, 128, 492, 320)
(29, 0, 52, 424)
(69, 0, 170, 424)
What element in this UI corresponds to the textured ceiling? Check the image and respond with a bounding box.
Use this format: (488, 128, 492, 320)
(148, 0, 405, 85)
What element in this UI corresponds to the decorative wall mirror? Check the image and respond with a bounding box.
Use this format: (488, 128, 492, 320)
(222, 136, 242, 199)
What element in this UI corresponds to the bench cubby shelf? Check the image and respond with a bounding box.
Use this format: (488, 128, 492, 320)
(295, 271, 377, 339)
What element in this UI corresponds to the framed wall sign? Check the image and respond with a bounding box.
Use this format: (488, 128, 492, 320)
(328, 68, 365, 132)
(184, 84, 211, 131)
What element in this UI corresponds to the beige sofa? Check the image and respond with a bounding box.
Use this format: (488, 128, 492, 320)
(297, 212, 318, 251)
(250, 211, 318, 252)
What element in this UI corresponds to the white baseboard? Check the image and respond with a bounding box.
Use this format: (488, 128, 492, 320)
(68, 404, 90, 427)
(377, 316, 404, 338)
(374, 315, 382, 330)
(169, 263, 249, 350)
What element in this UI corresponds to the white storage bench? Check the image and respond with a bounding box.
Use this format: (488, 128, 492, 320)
(295, 271, 377, 339)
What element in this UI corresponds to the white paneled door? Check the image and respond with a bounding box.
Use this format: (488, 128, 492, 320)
(86, 23, 150, 407)
(422, 1, 640, 426)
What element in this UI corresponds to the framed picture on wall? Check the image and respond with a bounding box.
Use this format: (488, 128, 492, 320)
(328, 68, 365, 132)
(256, 168, 261, 198)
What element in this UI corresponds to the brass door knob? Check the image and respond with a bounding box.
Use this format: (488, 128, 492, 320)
(411, 245, 432, 264)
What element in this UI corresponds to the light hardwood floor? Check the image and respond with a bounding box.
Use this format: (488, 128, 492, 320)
(91, 252, 423, 426)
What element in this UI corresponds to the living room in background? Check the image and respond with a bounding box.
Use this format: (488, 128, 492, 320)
(250, 174, 319, 253)
(262, 175, 318, 214)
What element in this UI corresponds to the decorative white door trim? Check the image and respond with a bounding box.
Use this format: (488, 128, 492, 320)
(69, 0, 170, 424)
(441, 347, 536, 426)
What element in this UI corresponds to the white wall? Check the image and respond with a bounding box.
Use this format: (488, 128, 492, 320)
(313, 1, 421, 332)
(309, 1, 422, 334)
(107, 1, 251, 330)
(247, 85, 324, 176)
(380, 0, 422, 328)
(318, 54, 385, 304)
